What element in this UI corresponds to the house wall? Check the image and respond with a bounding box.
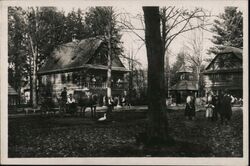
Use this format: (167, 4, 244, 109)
(203, 72, 243, 97)
(8, 95, 18, 107)
(39, 69, 127, 102)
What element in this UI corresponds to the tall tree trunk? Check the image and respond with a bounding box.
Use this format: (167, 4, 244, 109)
(29, 36, 38, 108)
(143, 7, 169, 143)
(106, 20, 112, 98)
(197, 66, 200, 97)
(161, 8, 169, 98)
(128, 55, 134, 100)
(29, 7, 38, 108)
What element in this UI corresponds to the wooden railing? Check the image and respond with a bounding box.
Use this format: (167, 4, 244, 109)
(81, 82, 127, 90)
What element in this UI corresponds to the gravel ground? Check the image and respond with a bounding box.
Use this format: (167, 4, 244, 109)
(8, 108, 243, 157)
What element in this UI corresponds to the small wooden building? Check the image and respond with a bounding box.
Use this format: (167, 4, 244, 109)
(203, 47, 243, 98)
(170, 65, 198, 104)
(37, 37, 129, 103)
(8, 84, 19, 107)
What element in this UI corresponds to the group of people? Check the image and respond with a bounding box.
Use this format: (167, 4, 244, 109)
(185, 90, 235, 125)
(60, 87, 130, 119)
(61, 87, 77, 115)
(205, 90, 235, 125)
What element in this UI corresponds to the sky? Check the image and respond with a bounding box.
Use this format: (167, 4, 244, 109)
(58, 2, 245, 69)
(117, 5, 243, 69)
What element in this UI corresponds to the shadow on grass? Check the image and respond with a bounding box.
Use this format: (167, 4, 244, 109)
(107, 139, 212, 157)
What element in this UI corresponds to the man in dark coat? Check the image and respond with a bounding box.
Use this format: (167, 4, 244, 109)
(61, 87, 67, 113)
(212, 94, 218, 121)
(220, 90, 232, 125)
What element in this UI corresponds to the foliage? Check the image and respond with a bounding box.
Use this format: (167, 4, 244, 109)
(208, 7, 243, 54)
(84, 7, 123, 59)
(64, 9, 87, 41)
(8, 7, 87, 102)
(159, 7, 210, 97)
(8, 7, 28, 92)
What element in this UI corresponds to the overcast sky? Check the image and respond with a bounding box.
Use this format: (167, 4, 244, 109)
(4, 0, 246, 69)
(61, 3, 244, 69)
(118, 5, 244, 69)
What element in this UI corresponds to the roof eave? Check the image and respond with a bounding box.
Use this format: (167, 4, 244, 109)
(38, 65, 129, 75)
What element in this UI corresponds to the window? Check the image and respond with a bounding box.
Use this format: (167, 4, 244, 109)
(61, 74, 66, 84)
(180, 74, 185, 80)
(53, 74, 56, 84)
(221, 74, 226, 81)
(218, 59, 224, 68)
(189, 75, 194, 80)
(226, 74, 233, 81)
(72, 72, 79, 84)
(92, 52, 107, 65)
(67, 74, 71, 83)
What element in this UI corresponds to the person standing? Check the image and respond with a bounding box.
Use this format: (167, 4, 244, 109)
(61, 87, 67, 114)
(220, 90, 233, 125)
(212, 95, 219, 121)
(67, 93, 76, 115)
(205, 103, 214, 121)
(106, 96, 114, 121)
(185, 93, 195, 120)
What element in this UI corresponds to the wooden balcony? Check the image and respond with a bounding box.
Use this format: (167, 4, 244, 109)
(81, 82, 127, 90)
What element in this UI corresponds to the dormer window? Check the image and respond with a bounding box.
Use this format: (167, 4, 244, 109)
(189, 75, 194, 80)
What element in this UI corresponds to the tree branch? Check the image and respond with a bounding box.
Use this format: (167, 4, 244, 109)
(165, 23, 212, 49)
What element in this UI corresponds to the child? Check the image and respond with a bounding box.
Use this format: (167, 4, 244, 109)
(67, 94, 77, 115)
(205, 103, 214, 121)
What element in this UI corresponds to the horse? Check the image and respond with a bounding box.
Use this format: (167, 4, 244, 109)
(40, 96, 58, 116)
(76, 93, 98, 119)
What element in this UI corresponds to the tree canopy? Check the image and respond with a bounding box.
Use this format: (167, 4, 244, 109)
(209, 7, 243, 54)
(84, 7, 123, 59)
(8, 6, 124, 105)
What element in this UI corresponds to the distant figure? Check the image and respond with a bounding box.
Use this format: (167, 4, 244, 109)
(207, 92, 217, 121)
(61, 87, 67, 113)
(67, 94, 77, 115)
(121, 95, 131, 108)
(212, 95, 219, 121)
(106, 96, 114, 120)
(184, 94, 195, 120)
(220, 90, 233, 125)
(205, 103, 214, 121)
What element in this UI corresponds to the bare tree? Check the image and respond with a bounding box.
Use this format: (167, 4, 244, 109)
(160, 7, 211, 97)
(143, 6, 169, 143)
(185, 28, 205, 97)
(105, 8, 113, 98)
(119, 7, 211, 98)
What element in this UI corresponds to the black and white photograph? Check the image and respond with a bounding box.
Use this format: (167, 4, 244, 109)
(0, 0, 248, 165)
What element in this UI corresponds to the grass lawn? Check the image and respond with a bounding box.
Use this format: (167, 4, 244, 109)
(8, 108, 243, 157)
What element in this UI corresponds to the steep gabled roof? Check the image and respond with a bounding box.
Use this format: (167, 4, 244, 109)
(170, 80, 198, 91)
(8, 84, 18, 95)
(219, 46, 242, 60)
(205, 46, 243, 71)
(38, 37, 128, 75)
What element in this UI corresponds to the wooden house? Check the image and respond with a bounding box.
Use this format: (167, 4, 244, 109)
(8, 84, 19, 108)
(37, 37, 129, 104)
(203, 47, 243, 98)
(169, 65, 198, 104)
